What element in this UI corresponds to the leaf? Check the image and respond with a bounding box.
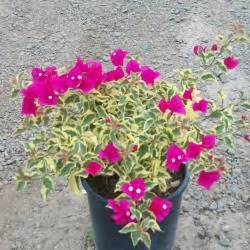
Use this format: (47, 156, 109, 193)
(73, 140, 87, 155)
(141, 218, 161, 232)
(81, 114, 96, 126)
(119, 222, 137, 234)
(40, 184, 49, 201)
(138, 145, 148, 158)
(215, 124, 224, 134)
(69, 172, 82, 195)
(144, 119, 154, 131)
(95, 106, 107, 118)
(130, 207, 142, 221)
(141, 232, 151, 249)
(242, 102, 250, 110)
(224, 136, 234, 149)
(218, 89, 226, 102)
(167, 88, 175, 99)
(17, 180, 27, 192)
(45, 157, 56, 171)
(201, 73, 215, 81)
(209, 110, 222, 118)
(64, 94, 79, 104)
(59, 163, 75, 177)
(11, 87, 20, 98)
(124, 158, 133, 173)
(43, 176, 55, 191)
(131, 231, 141, 247)
(215, 60, 227, 72)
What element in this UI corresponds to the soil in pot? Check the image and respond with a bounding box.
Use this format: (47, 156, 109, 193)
(86, 164, 185, 199)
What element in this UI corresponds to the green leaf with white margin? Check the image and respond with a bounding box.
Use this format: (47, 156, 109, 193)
(69, 171, 82, 195)
(119, 222, 137, 234)
(201, 72, 215, 81)
(73, 140, 87, 155)
(131, 231, 141, 247)
(81, 114, 96, 126)
(224, 135, 234, 149)
(130, 207, 142, 221)
(141, 232, 151, 249)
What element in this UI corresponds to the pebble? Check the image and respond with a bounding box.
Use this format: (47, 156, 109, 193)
(219, 232, 231, 247)
(209, 201, 217, 211)
(112, 32, 122, 38)
(232, 168, 241, 178)
(222, 224, 230, 232)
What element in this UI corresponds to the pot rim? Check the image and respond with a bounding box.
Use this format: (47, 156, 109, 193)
(81, 168, 189, 205)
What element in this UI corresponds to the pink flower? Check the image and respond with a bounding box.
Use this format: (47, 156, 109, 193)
(50, 74, 68, 94)
(149, 196, 172, 222)
(85, 161, 103, 176)
(126, 59, 141, 74)
(108, 199, 134, 225)
(166, 95, 186, 115)
(80, 60, 103, 93)
(31, 67, 47, 81)
(193, 45, 206, 56)
(211, 43, 218, 51)
(193, 99, 208, 113)
(35, 83, 59, 106)
(98, 143, 121, 164)
(223, 56, 239, 70)
(66, 57, 87, 89)
(140, 66, 160, 85)
(201, 134, 216, 149)
(183, 87, 193, 100)
(121, 177, 146, 201)
(110, 48, 128, 66)
(158, 98, 169, 113)
(102, 67, 124, 83)
(186, 142, 203, 160)
(21, 97, 38, 116)
(197, 170, 220, 190)
(166, 144, 186, 172)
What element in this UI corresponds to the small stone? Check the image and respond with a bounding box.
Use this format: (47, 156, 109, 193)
(245, 213, 250, 221)
(219, 232, 231, 247)
(182, 204, 191, 213)
(230, 185, 240, 194)
(222, 224, 230, 232)
(209, 201, 217, 211)
(232, 168, 241, 178)
(198, 227, 206, 239)
(217, 200, 225, 212)
(112, 32, 121, 38)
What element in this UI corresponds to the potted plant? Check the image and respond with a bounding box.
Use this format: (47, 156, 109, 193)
(11, 25, 249, 250)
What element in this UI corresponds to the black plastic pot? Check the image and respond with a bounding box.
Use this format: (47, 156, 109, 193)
(81, 169, 189, 250)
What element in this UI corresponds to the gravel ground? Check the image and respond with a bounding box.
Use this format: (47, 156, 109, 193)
(0, 0, 249, 249)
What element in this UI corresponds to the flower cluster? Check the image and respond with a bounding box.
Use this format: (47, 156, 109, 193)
(21, 49, 160, 116)
(12, 28, 249, 249)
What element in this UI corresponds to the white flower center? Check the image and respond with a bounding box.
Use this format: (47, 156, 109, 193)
(71, 76, 75, 80)
(48, 96, 53, 100)
(177, 155, 182, 160)
(162, 204, 167, 210)
(130, 215, 135, 220)
(38, 73, 42, 77)
(128, 186, 134, 192)
(113, 52, 116, 56)
(77, 75, 82, 80)
(171, 158, 176, 163)
(126, 211, 130, 217)
(136, 188, 141, 194)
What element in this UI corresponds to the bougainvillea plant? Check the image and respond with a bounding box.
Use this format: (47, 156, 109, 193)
(11, 25, 249, 248)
